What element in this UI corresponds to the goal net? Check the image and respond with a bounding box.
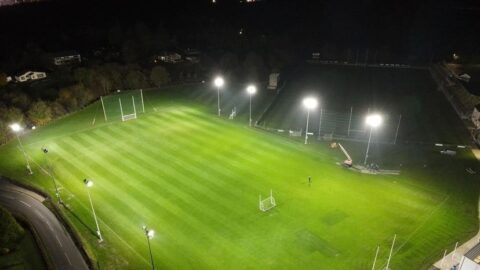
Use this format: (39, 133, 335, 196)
(100, 89, 145, 122)
(259, 190, 276, 212)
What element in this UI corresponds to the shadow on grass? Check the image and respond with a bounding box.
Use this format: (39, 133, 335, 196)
(63, 204, 97, 238)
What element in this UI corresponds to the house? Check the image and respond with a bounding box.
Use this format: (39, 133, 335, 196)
(183, 49, 201, 63)
(153, 51, 182, 64)
(472, 104, 480, 129)
(51, 51, 82, 66)
(14, 70, 47, 83)
(459, 242, 480, 270)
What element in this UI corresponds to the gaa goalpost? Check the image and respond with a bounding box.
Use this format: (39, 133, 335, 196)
(100, 89, 145, 122)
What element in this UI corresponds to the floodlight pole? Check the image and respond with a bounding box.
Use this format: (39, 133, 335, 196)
(363, 126, 374, 165)
(100, 96, 108, 121)
(43, 149, 62, 204)
(348, 107, 353, 137)
(393, 114, 402, 145)
(385, 234, 396, 270)
(304, 109, 311, 144)
(217, 86, 221, 116)
(317, 108, 323, 140)
(249, 94, 253, 127)
(85, 181, 103, 242)
(143, 226, 155, 270)
(15, 132, 33, 175)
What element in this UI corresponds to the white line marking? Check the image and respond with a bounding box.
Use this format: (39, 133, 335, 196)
(64, 252, 72, 265)
(19, 200, 31, 207)
(45, 220, 53, 231)
(55, 235, 63, 247)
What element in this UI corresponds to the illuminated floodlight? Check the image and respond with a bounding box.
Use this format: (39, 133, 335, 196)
(214, 76, 224, 88)
(303, 97, 318, 110)
(147, 229, 155, 239)
(84, 179, 94, 187)
(9, 123, 22, 132)
(302, 97, 319, 144)
(363, 114, 383, 165)
(366, 114, 383, 128)
(246, 85, 257, 95)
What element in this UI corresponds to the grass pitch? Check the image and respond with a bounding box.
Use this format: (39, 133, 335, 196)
(0, 88, 479, 269)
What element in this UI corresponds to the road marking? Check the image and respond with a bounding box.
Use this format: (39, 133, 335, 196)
(55, 235, 63, 247)
(64, 252, 72, 265)
(35, 210, 43, 218)
(19, 200, 31, 207)
(45, 220, 53, 231)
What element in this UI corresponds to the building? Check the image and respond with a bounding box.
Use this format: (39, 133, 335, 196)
(153, 51, 182, 64)
(51, 51, 82, 66)
(14, 71, 47, 83)
(459, 242, 480, 269)
(472, 104, 480, 129)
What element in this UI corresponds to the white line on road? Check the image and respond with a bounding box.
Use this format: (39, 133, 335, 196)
(55, 235, 63, 247)
(64, 252, 72, 265)
(35, 210, 43, 217)
(19, 200, 31, 207)
(45, 220, 53, 231)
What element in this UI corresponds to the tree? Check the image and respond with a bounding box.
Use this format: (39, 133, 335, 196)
(150, 66, 170, 87)
(0, 206, 24, 251)
(27, 100, 53, 126)
(50, 101, 67, 118)
(0, 73, 8, 87)
(125, 70, 149, 89)
(4, 107, 24, 125)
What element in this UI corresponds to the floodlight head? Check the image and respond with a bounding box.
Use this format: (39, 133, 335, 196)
(32, 126, 36, 130)
(246, 85, 257, 95)
(302, 97, 318, 110)
(9, 123, 22, 132)
(214, 76, 224, 88)
(84, 179, 94, 187)
(147, 229, 155, 239)
(366, 114, 383, 128)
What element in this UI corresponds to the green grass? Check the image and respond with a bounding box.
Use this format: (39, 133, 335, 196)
(0, 87, 479, 269)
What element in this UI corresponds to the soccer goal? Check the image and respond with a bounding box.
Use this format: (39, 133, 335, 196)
(259, 189, 276, 212)
(100, 89, 145, 122)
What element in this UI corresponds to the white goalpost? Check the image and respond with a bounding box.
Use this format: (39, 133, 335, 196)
(100, 89, 145, 122)
(259, 189, 276, 212)
(119, 96, 137, 121)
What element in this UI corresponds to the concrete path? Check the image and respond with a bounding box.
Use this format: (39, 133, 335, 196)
(0, 179, 89, 270)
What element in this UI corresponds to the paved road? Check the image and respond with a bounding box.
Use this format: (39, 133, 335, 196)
(0, 179, 89, 270)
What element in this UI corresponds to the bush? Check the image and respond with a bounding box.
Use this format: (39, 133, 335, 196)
(0, 206, 24, 252)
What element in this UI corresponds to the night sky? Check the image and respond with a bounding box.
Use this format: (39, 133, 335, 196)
(0, 0, 479, 63)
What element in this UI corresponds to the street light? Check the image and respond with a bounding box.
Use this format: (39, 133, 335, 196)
(83, 179, 103, 242)
(246, 85, 257, 127)
(142, 225, 155, 270)
(364, 114, 383, 165)
(302, 97, 318, 144)
(42, 147, 62, 204)
(214, 76, 224, 116)
(9, 123, 33, 174)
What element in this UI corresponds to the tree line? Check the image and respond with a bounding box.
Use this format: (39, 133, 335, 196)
(0, 64, 170, 144)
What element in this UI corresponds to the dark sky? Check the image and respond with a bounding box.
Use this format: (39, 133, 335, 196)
(0, 0, 479, 59)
